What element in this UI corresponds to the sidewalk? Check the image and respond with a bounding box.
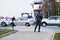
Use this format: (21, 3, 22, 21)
(0, 31, 54, 40)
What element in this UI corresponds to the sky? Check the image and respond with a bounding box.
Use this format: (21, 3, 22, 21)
(0, 0, 43, 18)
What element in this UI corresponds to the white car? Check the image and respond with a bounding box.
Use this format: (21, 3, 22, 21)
(25, 18, 35, 26)
(0, 17, 35, 27)
(41, 16, 60, 27)
(0, 18, 12, 27)
(13, 18, 35, 27)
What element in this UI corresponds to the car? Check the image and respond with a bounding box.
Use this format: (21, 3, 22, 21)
(0, 18, 12, 27)
(25, 18, 35, 27)
(0, 17, 16, 27)
(0, 17, 35, 27)
(13, 17, 28, 26)
(41, 16, 60, 27)
(13, 17, 35, 27)
(0, 17, 28, 27)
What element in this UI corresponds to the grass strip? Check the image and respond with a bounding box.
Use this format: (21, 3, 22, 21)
(53, 33, 60, 40)
(0, 29, 13, 35)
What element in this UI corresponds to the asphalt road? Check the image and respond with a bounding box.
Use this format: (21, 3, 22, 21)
(14, 26, 60, 32)
(0, 25, 60, 32)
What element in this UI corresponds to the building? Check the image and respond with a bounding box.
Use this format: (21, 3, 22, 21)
(32, 0, 43, 17)
(34, 2, 43, 17)
(31, 0, 50, 18)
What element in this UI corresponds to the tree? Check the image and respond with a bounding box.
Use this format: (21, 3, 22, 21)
(50, 0, 58, 16)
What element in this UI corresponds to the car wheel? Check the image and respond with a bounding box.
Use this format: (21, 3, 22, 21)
(25, 22, 30, 27)
(10, 22, 16, 27)
(42, 22, 47, 27)
(1, 22, 7, 27)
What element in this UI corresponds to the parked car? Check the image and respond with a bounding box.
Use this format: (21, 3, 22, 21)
(0, 17, 16, 27)
(0, 17, 35, 27)
(13, 17, 28, 26)
(13, 17, 35, 27)
(0, 17, 27, 27)
(41, 16, 60, 27)
(25, 18, 35, 26)
(0, 18, 12, 27)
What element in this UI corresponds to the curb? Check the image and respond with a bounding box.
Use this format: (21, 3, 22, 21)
(50, 32, 55, 40)
(51, 33, 55, 40)
(48, 32, 55, 40)
(0, 30, 18, 38)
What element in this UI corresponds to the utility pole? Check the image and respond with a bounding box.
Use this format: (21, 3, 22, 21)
(48, 0, 50, 17)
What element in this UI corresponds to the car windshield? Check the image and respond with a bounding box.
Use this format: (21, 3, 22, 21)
(56, 17, 60, 20)
(48, 16, 57, 20)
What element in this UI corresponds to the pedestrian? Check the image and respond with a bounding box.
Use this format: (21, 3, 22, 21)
(34, 11, 43, 32)
(12, 17, 15, 21)
(10, 16, 16, 27)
